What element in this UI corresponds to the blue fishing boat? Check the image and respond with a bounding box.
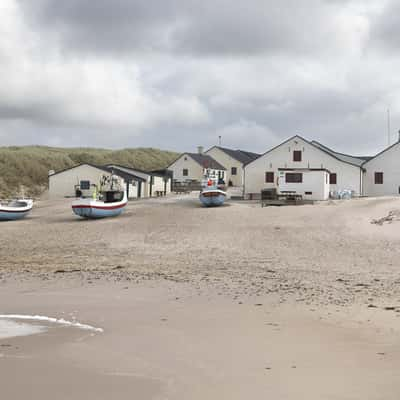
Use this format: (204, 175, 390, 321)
(72, 174, 127, 219)
(199, 178, 227, 207)
(0, 199, 33, 221)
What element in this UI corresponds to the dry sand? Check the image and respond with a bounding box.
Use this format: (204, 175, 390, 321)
(1, 194, 400, 399)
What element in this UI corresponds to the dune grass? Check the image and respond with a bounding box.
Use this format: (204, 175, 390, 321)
(0, 146, 178, 197)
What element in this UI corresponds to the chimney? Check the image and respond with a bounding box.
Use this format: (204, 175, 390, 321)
(197, 146, 204, 154)
(398, 130, 400, 143)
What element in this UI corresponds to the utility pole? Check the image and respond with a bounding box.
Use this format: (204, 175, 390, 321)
(218, 136, 222, 146)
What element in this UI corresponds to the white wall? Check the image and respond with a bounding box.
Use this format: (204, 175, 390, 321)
(49, 164, 113, 198)
(205, 147, 243, 187)
(244, 136, 362, 197)
(48, 164, 141, 199)
(278, 170, 330, 201)
(169, 154, 204, 182)
(363, 142, 400, 196)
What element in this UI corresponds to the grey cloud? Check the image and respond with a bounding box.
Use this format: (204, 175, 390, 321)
(2, 0, 399, 157)
(370, 1, 400, 50)
(19, 0, 343, 56)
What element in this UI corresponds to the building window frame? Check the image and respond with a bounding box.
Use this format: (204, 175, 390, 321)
(182, 168, 189, 177)
(293, 150, 302, 162)
(374, 172, 383, 184)
(285, 172, 303, 183)
(330, 173, 337, 185)
(231, 167, 237, 176)
(265, 171, 274, 183)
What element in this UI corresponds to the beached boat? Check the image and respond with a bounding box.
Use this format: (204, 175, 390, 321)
(199, 178, 227, 207)
(0, 199, 33, 221)
(72, 174, 127, 219)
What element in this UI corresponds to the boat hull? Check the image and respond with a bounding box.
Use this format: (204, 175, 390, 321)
(0, 200, 33, 221)
(199, 190, 226, 207)
(72, 200, 127, 219)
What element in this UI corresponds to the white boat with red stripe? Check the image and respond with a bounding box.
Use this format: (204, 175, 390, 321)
(72, 174, 127, 219)
(0, 199, 33, 221)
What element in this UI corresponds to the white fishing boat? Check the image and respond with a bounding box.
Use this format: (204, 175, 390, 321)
(199, 176, 227, 207)
(0, 199, 33, 221)
(72, 174, 127, 219)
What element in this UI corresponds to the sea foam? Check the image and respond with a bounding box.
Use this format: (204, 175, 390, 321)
(0, 314, 104, 338)
(0, 319, 46, 339)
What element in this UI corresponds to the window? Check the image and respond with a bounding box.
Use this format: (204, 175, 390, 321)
(375, 172, 383, 184)
(330, 173, 337, 185)
(183, 169, 188, 177)
(80, 180, 90, 190)
(231, 167, 237, 176)
(293, 150, 302, 162)
(285, 173, 303, 183)
(265, 172, 274, 183)
(305, 191, 313, 195)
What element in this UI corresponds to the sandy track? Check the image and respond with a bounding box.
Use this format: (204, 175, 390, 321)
(2, 195, 400, 307)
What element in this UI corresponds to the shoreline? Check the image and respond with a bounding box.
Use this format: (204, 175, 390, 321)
(1, 279, 399, 399)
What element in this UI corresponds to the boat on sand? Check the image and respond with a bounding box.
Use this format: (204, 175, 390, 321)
(72, 174, 127, 219)
(199, 177, 227, 207)
(0, 199, 33, 221)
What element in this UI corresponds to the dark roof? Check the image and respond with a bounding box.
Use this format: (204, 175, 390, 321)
(186, 153, 226, 170)
(150, 168, 173, 177)
(210, 146, 261, 165)
(311, 141, 371, 167)
(245, 135, 365, 169)
(103, 166, 146, 182)
(105, 164, 168, 178)
(49, 163, 145, 182)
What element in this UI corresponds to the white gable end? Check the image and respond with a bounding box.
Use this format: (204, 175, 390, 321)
(363, 142, 400, 196)
(244, 136, 362, 196)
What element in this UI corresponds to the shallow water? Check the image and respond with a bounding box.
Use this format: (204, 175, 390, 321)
(0, 319, 46, 339)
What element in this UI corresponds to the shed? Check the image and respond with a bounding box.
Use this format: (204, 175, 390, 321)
(106, 165, 172, 197)
(48, 163, 145, 199)
(278, 168, 330, 201)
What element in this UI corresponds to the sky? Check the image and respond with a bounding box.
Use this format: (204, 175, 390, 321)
(0, 0, 399, 155)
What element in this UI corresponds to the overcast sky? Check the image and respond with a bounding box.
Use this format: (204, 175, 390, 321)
(0, 0, 399, 155)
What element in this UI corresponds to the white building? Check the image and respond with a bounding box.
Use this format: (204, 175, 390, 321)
(205, 146, 260, 187)
(244, 135, 366, 199)
(106, 165, 172, 197)
(168, 148, 226, 183)
(48, 163, 145, 199)
(278, 168, 330, 201)
(362, 140, 400, 197)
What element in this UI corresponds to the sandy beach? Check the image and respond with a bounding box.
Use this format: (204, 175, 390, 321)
(1, 195, 400, 399)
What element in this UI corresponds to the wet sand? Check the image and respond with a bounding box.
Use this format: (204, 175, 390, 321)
(1, 195, 400, 399)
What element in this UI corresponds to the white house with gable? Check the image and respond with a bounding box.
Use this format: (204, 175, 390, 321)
(362, 138, 400, 196)
(205, 146, 260, 188)
(168, 147, 226, 183)
(244, 135, 367, 199)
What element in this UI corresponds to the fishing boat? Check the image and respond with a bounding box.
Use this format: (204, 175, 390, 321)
(0, 199, 33, 221)
(199, 177, 227, 207)
(72, 174, 127, 219)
